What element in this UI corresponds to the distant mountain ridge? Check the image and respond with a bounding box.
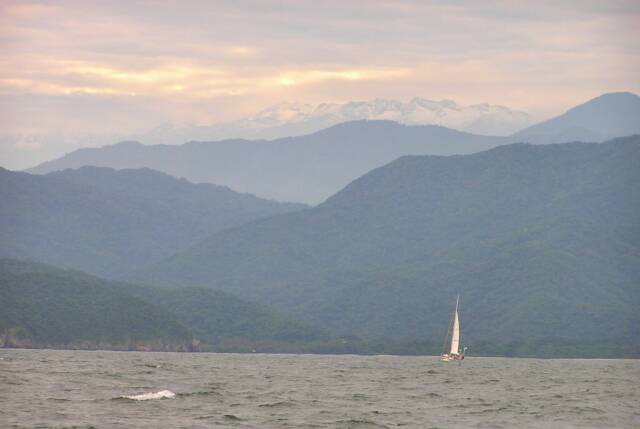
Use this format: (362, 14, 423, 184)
(130, 136, 640, 354)
(0, 167, 303, 277)
(29, 121, 508, 204)
(1, 96, 529, 171)
(138, 97, 531, 143)
(514, 92, 640, 143)
(27, 92, 639, 204)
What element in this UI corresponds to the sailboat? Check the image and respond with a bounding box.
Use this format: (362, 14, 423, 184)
(440, 295, 466, 362)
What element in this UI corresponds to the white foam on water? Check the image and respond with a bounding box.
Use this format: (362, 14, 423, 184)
(122, 390, 175, 401)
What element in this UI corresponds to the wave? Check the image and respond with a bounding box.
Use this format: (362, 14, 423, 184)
(223, 414, 243, 421)
(120, 390, 175, 401)
(334, 419, 389, 428)
(258, 400, 297, 408)
(177, 390, 221, 398)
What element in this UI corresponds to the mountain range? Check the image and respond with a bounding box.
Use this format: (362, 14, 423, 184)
(129, 136, 640, 355)
(28, 122, 508, 204)
(0, 167, 303, 278)
(0, 96, 530, 171)
(137, 97, 532, 143)
(3, 92, 640, 357)
(28, 92, 640, 204)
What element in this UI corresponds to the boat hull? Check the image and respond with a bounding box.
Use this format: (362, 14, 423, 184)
(440, 353, 464, 362)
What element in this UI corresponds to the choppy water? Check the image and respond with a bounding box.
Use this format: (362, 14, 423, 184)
(1, 349, 638, 428)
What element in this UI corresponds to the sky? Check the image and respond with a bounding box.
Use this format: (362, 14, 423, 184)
(1, 0, 639, 168)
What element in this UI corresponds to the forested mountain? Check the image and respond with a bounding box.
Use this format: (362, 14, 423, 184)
(131, 137, 640, 355)
(0, 259, 193, 351)
(29, 121, 508, 204)
(0, 167, 303, 277)
(125, 286, 328, 352)
(0, 259, 329, 352)
(514, 92, 640, 143)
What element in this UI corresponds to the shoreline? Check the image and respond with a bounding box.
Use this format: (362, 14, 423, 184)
(2, 346, 638, 360)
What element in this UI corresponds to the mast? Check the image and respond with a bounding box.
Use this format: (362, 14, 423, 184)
(450, 295, 460, 355)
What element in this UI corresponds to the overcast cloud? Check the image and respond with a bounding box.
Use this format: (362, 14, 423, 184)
(1, 0, 639, 168)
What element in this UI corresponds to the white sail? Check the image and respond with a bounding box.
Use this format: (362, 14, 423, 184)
(450, 310, 460, 355)
(449, 296, 460, 355)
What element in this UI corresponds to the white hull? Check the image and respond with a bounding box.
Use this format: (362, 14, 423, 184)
(440, 353, 463, 362)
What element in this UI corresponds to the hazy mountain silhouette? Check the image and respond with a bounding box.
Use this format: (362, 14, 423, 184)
(29, 121, 508, 204)
(0, 167, 303, 277)
(28, 92, 639, 204)
(131, 137, 640, 350)
(514, 92, 640, 143)
(134, 97, 531, 142)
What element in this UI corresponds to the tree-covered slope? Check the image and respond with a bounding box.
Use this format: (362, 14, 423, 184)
(125, 286, 328, 351)
(0, 259, 193, 351)
(0, 166, 303, 277)
(0, 259, 332, 353)
(133, 137, 640, 353)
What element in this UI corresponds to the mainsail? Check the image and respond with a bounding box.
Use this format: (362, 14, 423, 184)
(450, 298, 460, 355)
(441, 294, 464, 362)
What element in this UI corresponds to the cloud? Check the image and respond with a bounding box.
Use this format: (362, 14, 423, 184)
(0, 0, 639, 168)
(0, 50, 413, 100)
(271, 68, 411, 87)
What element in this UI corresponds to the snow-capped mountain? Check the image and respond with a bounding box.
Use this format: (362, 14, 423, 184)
(0, 97, 529, 170)
(133, 98, 532, 145)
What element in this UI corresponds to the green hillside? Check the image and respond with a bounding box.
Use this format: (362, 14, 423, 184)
(0, 166, 303, 278)
(133, 137, 640, 357)
(124, 286, 329, 352)
(0, 259, 334, 353)
(0, 259, 193, 351)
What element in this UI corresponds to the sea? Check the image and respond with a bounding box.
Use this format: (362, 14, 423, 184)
(1, 349, 638, 428)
